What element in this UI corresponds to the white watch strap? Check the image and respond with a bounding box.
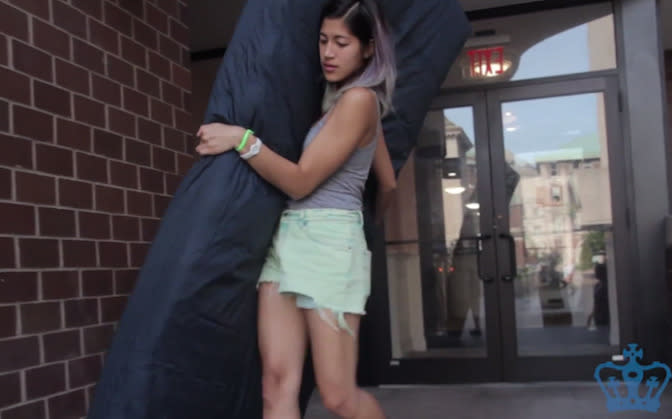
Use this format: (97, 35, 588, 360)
(240, 137, 262, 160)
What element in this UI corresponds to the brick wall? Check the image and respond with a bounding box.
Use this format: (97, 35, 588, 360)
(0, 1, 192, 418)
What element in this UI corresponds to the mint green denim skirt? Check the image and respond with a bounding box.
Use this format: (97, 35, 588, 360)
(258, 209, 371, 334)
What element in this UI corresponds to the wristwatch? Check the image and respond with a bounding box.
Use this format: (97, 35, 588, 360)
(240, 137, 263, 160)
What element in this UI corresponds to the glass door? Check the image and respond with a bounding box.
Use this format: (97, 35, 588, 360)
(379, 76, 627, 383)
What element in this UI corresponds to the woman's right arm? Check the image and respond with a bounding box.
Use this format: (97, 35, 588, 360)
(372, 132, 397, 225)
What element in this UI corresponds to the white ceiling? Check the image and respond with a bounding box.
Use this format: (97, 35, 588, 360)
(188, 0, 671, 53)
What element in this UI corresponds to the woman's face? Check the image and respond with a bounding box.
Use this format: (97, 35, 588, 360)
(319, 17, 373, 84)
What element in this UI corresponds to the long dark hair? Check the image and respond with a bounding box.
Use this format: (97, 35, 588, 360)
(320, 0, 396, 117)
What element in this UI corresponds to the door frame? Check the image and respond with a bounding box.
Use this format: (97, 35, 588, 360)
(367, 73, 634, 384)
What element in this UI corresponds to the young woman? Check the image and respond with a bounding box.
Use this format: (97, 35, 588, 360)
(195, 1, 396, 417)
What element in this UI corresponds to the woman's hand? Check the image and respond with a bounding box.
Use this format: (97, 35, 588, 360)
(195, 123, 246, 156)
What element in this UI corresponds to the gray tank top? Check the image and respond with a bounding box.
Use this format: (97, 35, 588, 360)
(288, 109, 379, 211)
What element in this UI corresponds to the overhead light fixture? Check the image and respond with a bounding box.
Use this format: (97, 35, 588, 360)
(444, 187, 466, 195)
(466, 202, 480, 210)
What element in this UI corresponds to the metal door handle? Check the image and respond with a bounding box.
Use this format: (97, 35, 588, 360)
(456, 234, 493, 283)
(499, 233, 517, 282)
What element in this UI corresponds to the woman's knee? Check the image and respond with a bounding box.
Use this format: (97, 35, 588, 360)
(319, 383, 358, 416)
(261, 365, 301, 404)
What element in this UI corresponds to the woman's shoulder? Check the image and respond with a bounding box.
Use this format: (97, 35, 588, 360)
(333, 87, 378, 117)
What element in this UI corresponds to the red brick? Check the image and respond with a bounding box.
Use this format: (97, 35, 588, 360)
(65, 299, 99, 327)
(33, 18, 70, 59)
(140, 167, 164, 193)
(0, 237, 15, 268)
(127, 190, 153, 216)
(110, 161, 138, 189)
(82, 270, 113, 296)
(2, 401, 46, 419)
(174, 108, 192, 133)
(21, 302, 61, 333)
(99, 241, 128, 267)
(178, 2, 188, 26)
(177, 153, 194, 175)
(93, 129, 123, 159)
(57, 118, 91, 151)
(13, 40, 53, 81)
(138, 118, 162, 145)
(122, 36, 147, 67)
(43, 330, 81, 362)
(9, 0, 50, 20)
(39, 207, 76, 237)
(154, 194, 172, 218)
(104, 3, 132, 34)
(118, 0, 144, 19)
(0, 306, 17, 338)
(146, 3, 168, 33)
(137, 69, 160, 98)
(123, 87, 149, 117)
(0, 272, 38, 302)
(90, 19, 119, 54)
(0, 99, 7, 132)
(53, 0, 86, 38)
(0, 337, 40, 372)
(164, 127, 185, 152)
(36, 143, 74, 176)
(170, 19, 189, 47)
(125, 138, 151, 166)
(34, 80, 71, 117)
(150, 98, 173, 126)
(130, 242, 149, 266)
(0, 2, 29, 41)
(0, 202, 35, 235)
(16, 172, 56, 205)
(182, 90, 191, 112)
(95, 185, 125, 213)
(92, 74, 122, 107)
(152, 146, 176, 172)
(26, 363, 66, 399)
(79, 211, 111, 239)
(114, 269, 138, 294)
(0, 167, 10, 199)
(63, 240, 97, 268)
(109, 107, 136, 137)
(101, 296, 128, 322)
(73, 38, 105, 74)
(59, 179, 94, 209)
(156, 0, 178, 18)
(68, 355, 102, 388)
(133, 19, 158, 49)
(42, 270, 80, 299)
(74, 95, 106, 128)
(112, 215, 140, 241)
(71, 0, 102, 19)
(159, 34, 181, 63)
(56, 59, 90, 96)
(149, 51, 171, 80)
(0, 33, 6, 65)
(48, 389, 86, 419)
(19, 238, 60, 268)
(83, 324, 115, 354)
(0, 66, 31, 104)
(14, 105, 54, 142)
(107, 55, 134, 87)
(0, 372, 21, 408)
(76, 152, 108, 183)
(165, 173, 181, 195)
(162, 81, 182, 107)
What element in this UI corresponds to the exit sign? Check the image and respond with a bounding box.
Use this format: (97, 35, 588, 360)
(467, 46, 506, 78)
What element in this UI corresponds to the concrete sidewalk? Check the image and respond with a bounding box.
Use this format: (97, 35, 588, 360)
(305, 382, 672, 418)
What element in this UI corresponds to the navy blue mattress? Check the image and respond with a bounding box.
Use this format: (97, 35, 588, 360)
(87, 1, 469, 418)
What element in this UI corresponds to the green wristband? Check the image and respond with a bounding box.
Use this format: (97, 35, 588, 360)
(236, 129, 254, 152)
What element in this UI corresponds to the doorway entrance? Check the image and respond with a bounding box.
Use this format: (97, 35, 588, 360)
(377, 74, 630, 383)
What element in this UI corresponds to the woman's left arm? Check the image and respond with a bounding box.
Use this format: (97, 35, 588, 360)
(195, 88, 378, 200)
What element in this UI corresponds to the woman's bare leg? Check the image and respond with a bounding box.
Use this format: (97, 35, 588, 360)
(258, 283, 307, 419)
(305, 310, 385, 418)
